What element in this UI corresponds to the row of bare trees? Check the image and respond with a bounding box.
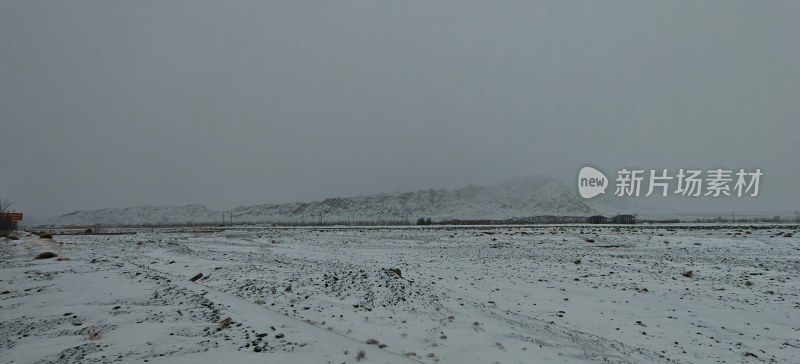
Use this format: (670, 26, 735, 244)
(0, 195, 16, 237)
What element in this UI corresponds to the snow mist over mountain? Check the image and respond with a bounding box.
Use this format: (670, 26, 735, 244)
(44, 204, 216, 227)
(42, 177, 595, 227)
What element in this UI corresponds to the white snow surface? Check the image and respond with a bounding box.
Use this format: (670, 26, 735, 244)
(2, 224, 798, 363)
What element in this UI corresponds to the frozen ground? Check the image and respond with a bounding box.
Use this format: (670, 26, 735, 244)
(1, 225, 798, 363)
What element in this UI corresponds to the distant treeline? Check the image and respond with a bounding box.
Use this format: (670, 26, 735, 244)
(34, 219, 413, 229)
(439, 216, 588, 225)
(274, 219, 411, 227)
(32, 213, 798, 230)
(688, 216, 790, 223)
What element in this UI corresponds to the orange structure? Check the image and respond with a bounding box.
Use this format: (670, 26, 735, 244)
(0, 213, 23, 221)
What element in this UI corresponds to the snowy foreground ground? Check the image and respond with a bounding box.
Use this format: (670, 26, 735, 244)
(1, 225, 798, 364)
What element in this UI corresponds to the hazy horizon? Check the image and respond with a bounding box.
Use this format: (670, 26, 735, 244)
(25, 173, 800, 221)
(2, 1, 798, 217)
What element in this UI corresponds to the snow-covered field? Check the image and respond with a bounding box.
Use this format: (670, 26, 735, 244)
(2, 225, 798, 363)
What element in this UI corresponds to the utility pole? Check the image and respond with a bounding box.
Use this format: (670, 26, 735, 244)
(731, 212, 735, 223)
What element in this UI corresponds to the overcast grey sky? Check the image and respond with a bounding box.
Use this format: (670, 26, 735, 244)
(1, 1, 798, 216)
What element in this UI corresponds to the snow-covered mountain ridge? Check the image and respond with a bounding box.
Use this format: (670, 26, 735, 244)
(42, 176, 595, 227)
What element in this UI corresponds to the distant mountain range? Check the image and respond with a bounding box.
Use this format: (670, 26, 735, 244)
(40, 176, 600, 227)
